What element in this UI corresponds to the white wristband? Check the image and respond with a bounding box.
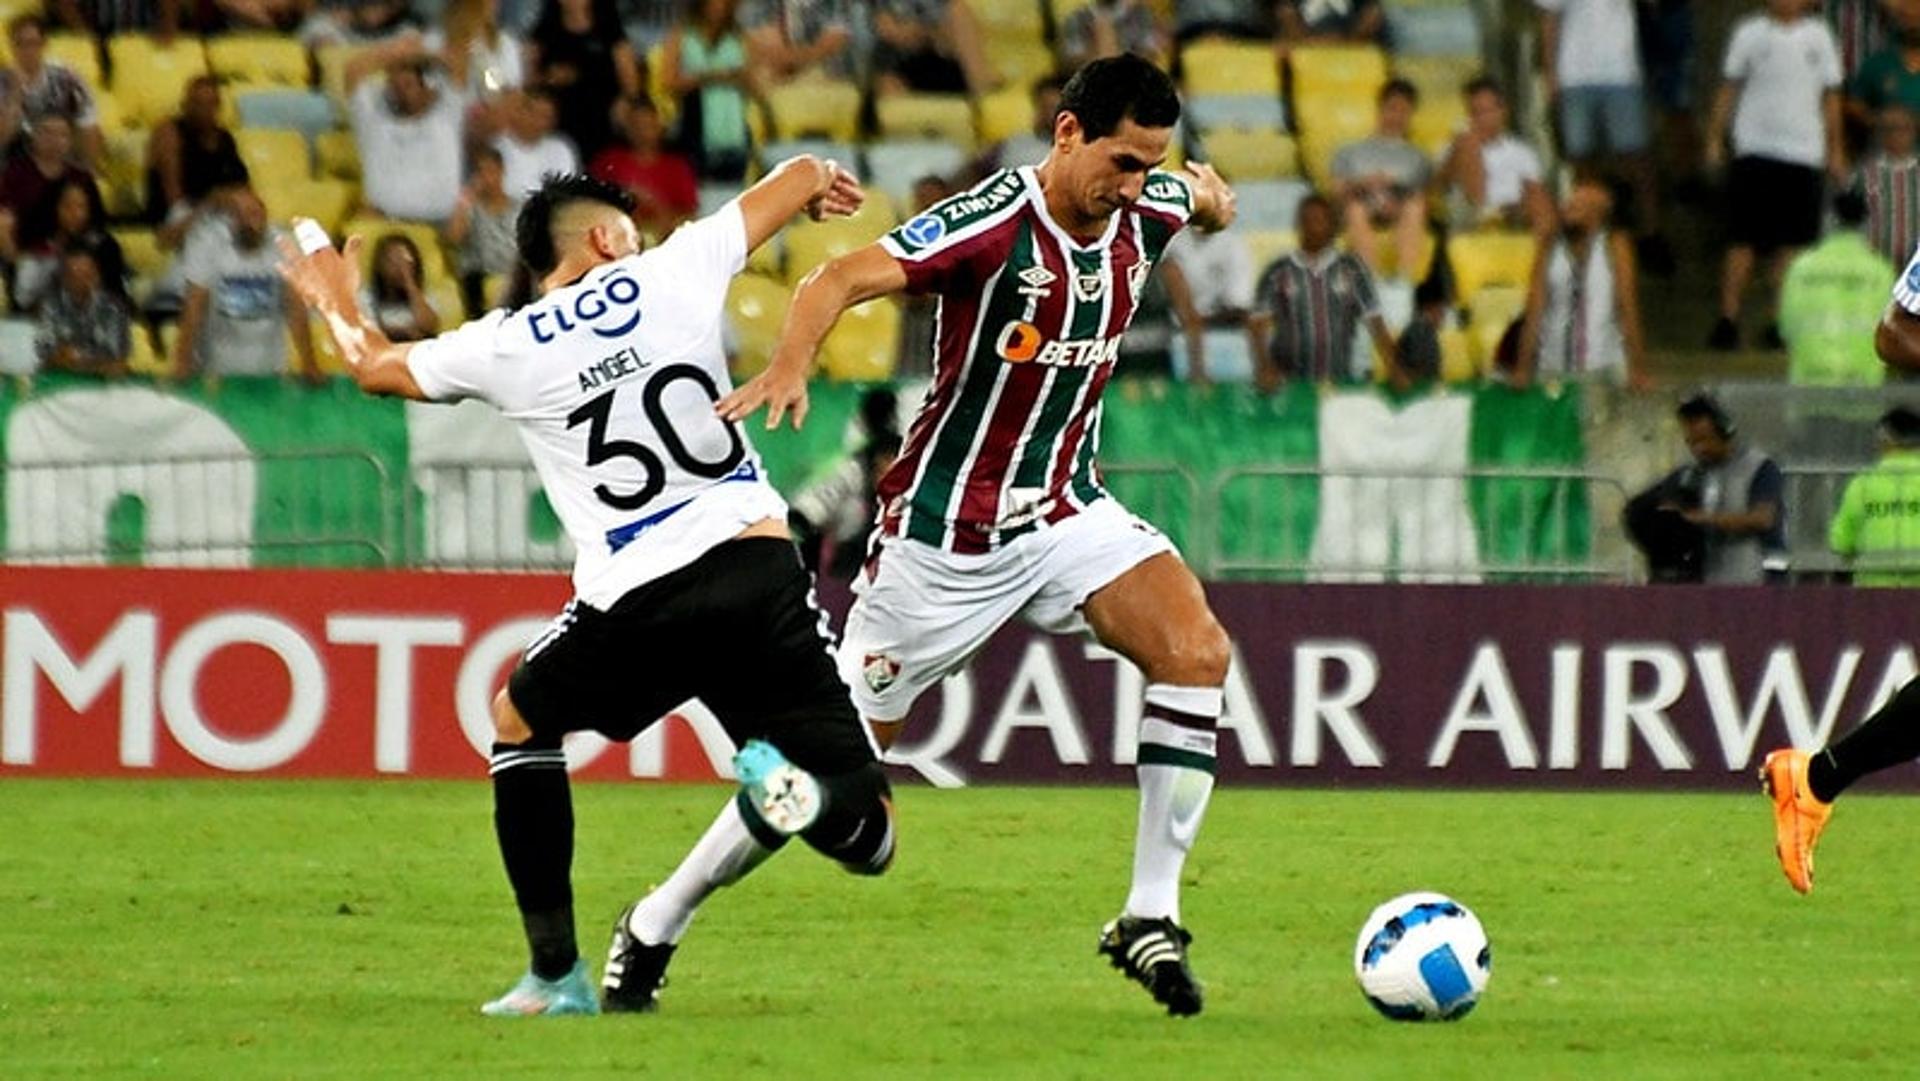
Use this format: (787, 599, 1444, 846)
(292, 218, 331, 256)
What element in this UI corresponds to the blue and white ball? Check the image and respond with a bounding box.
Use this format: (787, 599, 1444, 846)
(1352, 891, 1491, 1021)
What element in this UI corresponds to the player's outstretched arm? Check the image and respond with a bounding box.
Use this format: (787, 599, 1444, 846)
(716, 243, 908, 430)
(737, 154, 864, 254)
(277, 226, 430, 401)
(1878, 303, 1920, 374)
(1183, 161, 1237, 233)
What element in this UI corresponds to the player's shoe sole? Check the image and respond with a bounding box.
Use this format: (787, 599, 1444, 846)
(1099, 915, 1204, 1017)
(601, 902, 677, 1014)
(734, 739, 822, 835)
(1761, 748, 1833, 895)
(480, 959, 600, 1017)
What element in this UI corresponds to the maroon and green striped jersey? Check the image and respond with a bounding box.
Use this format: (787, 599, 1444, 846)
(874, 165, 1195, 553)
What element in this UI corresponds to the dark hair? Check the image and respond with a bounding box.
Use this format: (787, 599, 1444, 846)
(515, 171, 637, 277)
(1380, 78, 1419, 107)
(472, 143, 504, 169)
(1296, 192, 1334, 224)
(1058, 54, 1180, 142)
(371, 233, 427, 303)
(1678, 393, 1736, 438)
(1881, 406, 1920, 444)
(1833, 186, 1869, 227)
(1463, 75, 1504, 101)
(7, 13, 45, 38)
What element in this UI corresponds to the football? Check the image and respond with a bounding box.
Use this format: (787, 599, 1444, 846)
(1353, 892, 1491, 1021)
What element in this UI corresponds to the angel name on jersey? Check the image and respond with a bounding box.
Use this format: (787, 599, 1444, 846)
(575, 345, 654, 392)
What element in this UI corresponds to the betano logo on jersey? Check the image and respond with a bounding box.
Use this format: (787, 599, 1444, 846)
(527, 268, 644, 344)
(994, 322, 1122, 368)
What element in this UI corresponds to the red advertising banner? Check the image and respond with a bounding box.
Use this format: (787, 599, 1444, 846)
(1, 567, 1914, 790)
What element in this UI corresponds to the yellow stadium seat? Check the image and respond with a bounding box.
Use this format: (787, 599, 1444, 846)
(109, 35, 211, 128)
(765, 79, 861, 142)
(1242, 228, 1298, 276)
(1048, 0, 1088, 20)
(314, 130, 361, 181)
(1180, 41, 1278, 98)
(644, 41, 677, 128)
(127, 325, 173, 377)
(1409, 95, 1466, 158)
(1438, 326, 1479, 383)
(1447, 232, 1538, 300)
(1288, 45, 1388, 99)
(1393, 55, 1476, 101)
(976, 83, 1033, 146)
(481, 273, 510, 309)
(429, 277, 467, 325)
(207, 33, 309, 89)
(235, 127, 311, 186)
(98, 128, 148, 218)
(1200, 128, 1298, 182)
(727, 273, 791, 378)
(783, 218, 887, 286)
(876, 94, 975, 148)
(1355, 228, 1437, 282)
(313, 43, 373, 105)
(821, 297, 900, 382)
(45, 33, 103, 89)
(972, 0, 1044, 40)
(340, 215, 453, 284)
(259, 177, 356, 234)
(1465, 284, 1527, 367)
(111, 226, 165, 278)
(989, 37, 1056, 88)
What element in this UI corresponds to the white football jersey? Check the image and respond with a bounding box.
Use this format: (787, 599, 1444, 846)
(407, 202, 788, 607)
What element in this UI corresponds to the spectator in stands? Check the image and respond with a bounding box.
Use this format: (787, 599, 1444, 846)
(347, 44, 467, 223)
(530, 0, 642, 160)
(447, 145, 521, 314)
(1165, 224, 1254, 383)
(1705, 0, 1845, 352)
(1331, 78, 1431, 283)
(1276, 0, 1384, 50)
(1436, 77, 1553, 236)
(144, 76, 248, 227)
(1830, 405, 1920, 584)
(1395, 277, 1448, 383)
(1059, 0, 1168, 70)
(1638, 0, 1700, 191)
(1538, 0, 1668, 272)
(1516, 177, 1648, 390)
(977, 72, 1063, 175)
(1863, 103, 1920, 265)
(34, 246, 130, 376)
(1831, 0, 1895, 79)
(0, 116, 99, 274)
(301, 0, 419, 45)
(895, 173, 951, 380)
(218, 0, 309, 33)
(11, 177, 124, 313)
(1675, 394, 1789, 583)
(495, 87, 579, 197)
(1848, 1, 1920, 120)
(1779, 188, 1894, 385)
(870, 0, 997, 98)
(621, 0, 683, 51)
(359, 232, 442, 342)
(50, 0, 178, 37)
(741, 0, 856, 84)
(173, 187, 319, 381)
(428, 0, 528, 103)
(591, 95, 698, 234)
(1174, 0, 1269, 42)
(661, 0, 754, 182)
(1250, 193, 1399, 388)
(0, 15, 103, 168)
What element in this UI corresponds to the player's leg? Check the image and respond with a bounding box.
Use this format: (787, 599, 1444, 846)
(1762, 677, 1920, 893)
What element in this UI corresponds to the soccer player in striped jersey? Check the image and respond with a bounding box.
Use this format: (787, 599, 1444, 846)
(279, 161, 899, 1017)
(721, 54, 1237, 1015)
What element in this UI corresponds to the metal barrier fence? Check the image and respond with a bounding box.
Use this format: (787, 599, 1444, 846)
(0, 449, 1641, 582)
(3, 449, 396, 567)
(1782, 465, 1920, 579)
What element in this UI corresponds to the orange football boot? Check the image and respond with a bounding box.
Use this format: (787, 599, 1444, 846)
(1761, 749, 1833, 895)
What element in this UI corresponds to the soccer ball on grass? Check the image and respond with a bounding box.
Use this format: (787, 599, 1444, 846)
(1352, 891, 1490, 1021)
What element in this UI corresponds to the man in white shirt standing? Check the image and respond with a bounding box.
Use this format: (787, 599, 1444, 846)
(1705, 0, 1846, 352)
(347, 41, 468, 224)
(279, 160, 899, 1018)
(1536, 0, 1668, 272)
(1438, 76, 1553, 236)
(494, 87, 580, 198)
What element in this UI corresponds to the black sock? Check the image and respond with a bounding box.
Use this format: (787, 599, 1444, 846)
(798, 764, 895, 875)
(491, 740, 577, 979)
(1808, 678, 1920, 802)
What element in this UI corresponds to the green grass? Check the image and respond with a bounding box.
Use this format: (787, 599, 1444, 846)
(3, 780, 1918, 1080)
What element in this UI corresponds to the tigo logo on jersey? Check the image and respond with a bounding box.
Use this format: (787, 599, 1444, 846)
(996, 321, 1044, 362)
(901, 214, 946, 249)
(527, 269, 644, 344)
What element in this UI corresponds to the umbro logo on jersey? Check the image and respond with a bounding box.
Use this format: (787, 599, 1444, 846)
(1017, 267, 1056, 288)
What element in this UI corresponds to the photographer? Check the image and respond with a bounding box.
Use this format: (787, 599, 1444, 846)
(1625, 395, 1788, 583)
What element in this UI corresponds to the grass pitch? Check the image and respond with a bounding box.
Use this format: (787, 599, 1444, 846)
(3, 779, 1918, 1080)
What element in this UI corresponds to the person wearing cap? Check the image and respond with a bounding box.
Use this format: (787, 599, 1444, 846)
(1830, 406, 1920, 585)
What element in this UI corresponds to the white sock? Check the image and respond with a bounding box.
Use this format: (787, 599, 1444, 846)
(625, 798, 778, 945)
(1124, 684, 1221, 924)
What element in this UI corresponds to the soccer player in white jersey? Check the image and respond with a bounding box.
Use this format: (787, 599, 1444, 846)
(279, 161, 900, 1017)
(1761, 240, 1920, 894)
(720, 55, 1237, 1016)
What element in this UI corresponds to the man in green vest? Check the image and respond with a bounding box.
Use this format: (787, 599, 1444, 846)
(1830, 405, 1920, 584)
(1779, 189, 1896, 386)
